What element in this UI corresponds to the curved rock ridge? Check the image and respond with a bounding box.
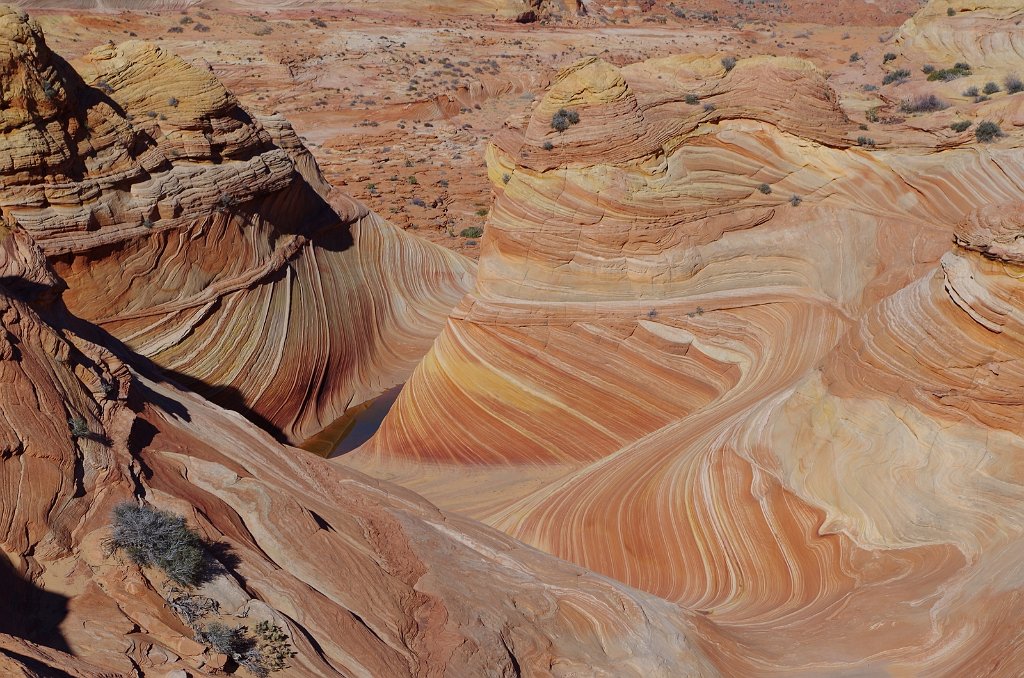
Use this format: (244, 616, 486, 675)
(0, 8, 474, 445)
(895, 0, 1024, 70)
(0, 235, 716, 676)
(346, 40, 1024, 675)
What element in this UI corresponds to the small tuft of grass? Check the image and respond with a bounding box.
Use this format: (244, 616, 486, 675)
(460, 226, 483, 238)
(789, 195, 802, 207)
(950, 120, 972, 133)
(721, 56, 737, 71)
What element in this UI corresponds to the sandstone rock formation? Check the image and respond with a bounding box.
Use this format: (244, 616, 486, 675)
(0, 6, 474, 445)
(0, 8, 718, 676)
(347, 3, 1024, 672)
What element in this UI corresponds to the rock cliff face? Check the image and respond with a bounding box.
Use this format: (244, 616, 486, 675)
(347, 3, 1024, 673)
(0, 7, 716, 676)
(0, 7, 473, 445)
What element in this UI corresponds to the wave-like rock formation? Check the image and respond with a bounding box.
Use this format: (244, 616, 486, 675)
(895, 0, 1024, 69)
(348, 4, 1024, 672)
(0, 8, 718, 676)
(0, 7, 473, 445)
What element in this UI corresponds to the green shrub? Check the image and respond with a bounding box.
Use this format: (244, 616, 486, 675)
(927, 63, 971, 81)
(882, 69, 911, 85)
(460, 226, 483, 238)
(550, 108, 580, 132)
(975, 121, 1003, 142)
(857, 136, 876, 147)
(947, 7, 955, 16)
(253, 621, 296, 674)
(108, 503, 206, 587)
(950, 120, 972, 133)
(68, 416, 91, 439)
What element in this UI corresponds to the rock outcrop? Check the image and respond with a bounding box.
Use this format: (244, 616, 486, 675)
(348, 8, 1024, 672)
(0, 7, 474, 445)
(0, 8, 717, 676)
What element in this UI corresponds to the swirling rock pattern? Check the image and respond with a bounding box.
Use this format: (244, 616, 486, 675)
(0, 9, 474, 445)
(349, 5, 1024, 673)
(0, 10, 714, 676)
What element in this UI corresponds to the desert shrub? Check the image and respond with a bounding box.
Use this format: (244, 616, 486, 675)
(866, 107, 880, 122)
(1005, 74, 1024, 94)
(921, 64, 935, 74)
(684, 93, 700, 105)
(950, 120, 972, 133)
(202, 622, 254, 657)
(168, 26, 183, 34)
(475, 208, 488, 217)
(194, 23, 210, 32)
(550, 108, 580, 132)
(460, 226, 483, 238)
(703, 102, 716, 112)
(722, 56, 737, 71)
(862, 84, 878, 92)
(252, 621, 296, 674)
(108, 503, 206, 587)
(216, 194, 235, 211)
(975, 121, 1003, 142)
(407, 176, 417, 185)
(789, 195, 802, 207)
(68, 416, 90, 439)
(963, 85, 979, 97)
(310, 17, 328, 28)
(501, 173, 511, 184)
(168, 592, 220, 629)
(542, 141, 554, 150)
(882, 69, 911, 85)
(757, 183, 772, 194)
(168, 97, 179, 107)
(899, 93, 948, 113)
(883, 52, 897, 63)
(857, 136, 876, 147)
(983, 81, 1001, 95)
(849, 52, 861, 63)
(928, 63, 971, 81)
(947, 7, 956, 15)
